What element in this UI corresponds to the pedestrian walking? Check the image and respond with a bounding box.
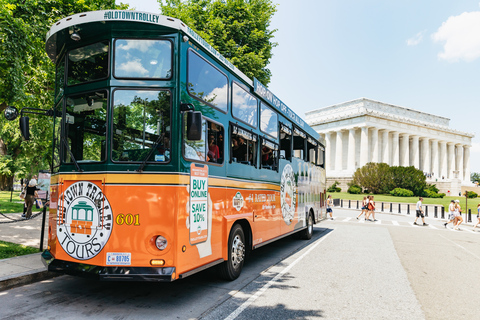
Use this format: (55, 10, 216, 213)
(356, 196, 368, 219)
(413, 197, 428, 226)
(453, 200, 463, 230)
(326, 195, 334, 220)
(365, 195, 376, 221)
(473, 203, 480, 231)
(24, 179, 39, 219)
(444, 200, 455, 228)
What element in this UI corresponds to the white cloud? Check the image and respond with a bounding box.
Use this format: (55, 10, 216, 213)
(117, 60, 149, 76)
(432, 11, 480, 62)
(406, 31, 425, 46)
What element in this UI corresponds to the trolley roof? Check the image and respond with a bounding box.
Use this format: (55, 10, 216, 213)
(46, 10, 319, 140)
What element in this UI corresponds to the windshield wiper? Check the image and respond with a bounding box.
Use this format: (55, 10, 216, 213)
(136, 134, 164, 172)
(62, 136, 83, 172)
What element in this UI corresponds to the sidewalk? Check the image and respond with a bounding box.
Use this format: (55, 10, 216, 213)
(0, 212, 57, 291)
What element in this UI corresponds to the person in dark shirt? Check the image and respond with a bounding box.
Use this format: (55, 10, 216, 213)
(24, 179, 39, 219)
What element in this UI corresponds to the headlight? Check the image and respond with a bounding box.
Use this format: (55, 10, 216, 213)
(155, 235, 168, 250)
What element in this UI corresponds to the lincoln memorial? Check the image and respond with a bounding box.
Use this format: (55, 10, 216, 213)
(305, 98, 474, 195)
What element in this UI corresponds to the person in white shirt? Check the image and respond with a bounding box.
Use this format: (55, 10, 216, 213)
(444, 200, 455, 228)
(413, 197, 428, 226)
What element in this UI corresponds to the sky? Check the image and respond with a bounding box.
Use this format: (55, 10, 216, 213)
(116, 0, 480, 172)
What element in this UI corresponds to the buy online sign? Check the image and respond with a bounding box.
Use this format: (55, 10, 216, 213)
(189, 163, 208, 244)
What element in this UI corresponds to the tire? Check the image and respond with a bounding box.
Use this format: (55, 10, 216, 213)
(219, 224, 245, 281)
(299, 212, 313, 240)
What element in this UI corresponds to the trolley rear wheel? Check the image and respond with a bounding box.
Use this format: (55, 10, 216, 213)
(299, 212, 314, 240)
(219, 224, 245, 280)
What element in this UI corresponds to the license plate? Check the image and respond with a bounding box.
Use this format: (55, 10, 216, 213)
(106, 252, 131, 265)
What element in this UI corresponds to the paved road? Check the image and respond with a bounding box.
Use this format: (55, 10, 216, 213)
(1, 208, 479, 319)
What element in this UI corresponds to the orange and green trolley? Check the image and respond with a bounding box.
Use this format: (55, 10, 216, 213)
(12, 10, 327, 281)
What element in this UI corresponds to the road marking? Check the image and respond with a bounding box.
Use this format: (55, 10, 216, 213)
(392, 221, 399, 226)
(358, 219, 365, 223)
(428, 225, 437, 230)
(375, 220, 381, 225)
(343, 217, 352, 222)
(224, 230, 334, 320)
(438, 234, 480, 260)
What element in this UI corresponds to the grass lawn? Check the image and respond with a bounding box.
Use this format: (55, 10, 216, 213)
(0, 240, 38, 259)
(327, 192, 480, 213)
(0, 191, 24, 214)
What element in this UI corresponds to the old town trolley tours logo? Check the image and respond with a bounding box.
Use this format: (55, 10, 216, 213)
(57, 181, 113, 260)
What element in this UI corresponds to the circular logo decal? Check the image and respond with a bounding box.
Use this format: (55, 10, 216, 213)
(280, 164, 296, 225)
(57, 181, 113, 260)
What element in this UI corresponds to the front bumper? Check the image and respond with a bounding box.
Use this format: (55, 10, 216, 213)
(41, 250, 176, 282)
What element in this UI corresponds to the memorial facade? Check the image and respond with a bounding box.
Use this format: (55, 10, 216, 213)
(305, 98, 474, 195)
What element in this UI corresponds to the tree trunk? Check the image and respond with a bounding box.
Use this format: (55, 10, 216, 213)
(0, 174, 14, 191)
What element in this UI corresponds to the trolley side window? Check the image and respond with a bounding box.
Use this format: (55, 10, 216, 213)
(187, 50, 228, 112)
(293, 127, 306, 160)
(232, 82, 258, 128)
(183, 116, 224, 164)
(260, 102, 278, 139)
(114, 39, 172, 79)
(231, 125, 257, 167)
(317, 145, 325, 168)
(67, 41, 109, 86)
(307, 136, 317, 164)
(261, 138, 278, 170)
(112, 90, 171, 162)
(280, 123, 292, 161)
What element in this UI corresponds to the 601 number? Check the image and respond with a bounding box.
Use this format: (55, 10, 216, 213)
(115, 214, 140, 226)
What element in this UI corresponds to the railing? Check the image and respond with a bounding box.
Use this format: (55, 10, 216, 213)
(333, 199, 474, 223)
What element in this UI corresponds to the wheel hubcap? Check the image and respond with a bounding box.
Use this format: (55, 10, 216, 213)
(231, 234, 245, 268)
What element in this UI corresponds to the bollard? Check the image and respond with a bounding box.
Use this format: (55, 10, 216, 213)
(398, 203, 401, 214)
(407, 204, 410, 215)
(441, 206, 445, 219)
(389, 203, 392, 213)
(425, 206, 428, 217)
(349, 200, 351, 209)
(434, 206, 438, 218)
(357, 200, 359, 209)
(381, 202, 384, 212)
(341, 199, 343, 208)
(468, 209, 472, 223)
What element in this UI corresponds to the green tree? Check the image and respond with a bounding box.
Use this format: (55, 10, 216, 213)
(471, 172, 480, 184)
(389, 166, 426, 196)
(160, 0, 277, 84)
(0, 0, 125, 190)
(352, 162, 392, 194)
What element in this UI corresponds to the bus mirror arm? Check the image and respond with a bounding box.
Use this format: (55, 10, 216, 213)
(4, 106, 60, 141)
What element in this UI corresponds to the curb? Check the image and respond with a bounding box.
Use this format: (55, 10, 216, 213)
(0, 270, 59, 292)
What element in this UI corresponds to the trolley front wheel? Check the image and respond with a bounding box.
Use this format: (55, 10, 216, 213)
(219, 224, 245, 281)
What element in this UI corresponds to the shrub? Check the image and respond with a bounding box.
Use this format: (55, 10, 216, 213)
(347, 185, 362, 194)
(466, 191, 478, 198)
(390, 188, 414, 197)
(327, 181, 341, 192)
(423, 189, 445, 198)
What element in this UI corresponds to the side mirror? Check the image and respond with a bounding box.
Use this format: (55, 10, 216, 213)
(186, 111, 202, 141)
(19, 116, 30, 140)
(4, 106, 19, 121)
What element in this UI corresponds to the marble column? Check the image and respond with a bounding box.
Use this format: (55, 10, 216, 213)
(381, 130, 390, 164)
(347, 128, 356, 172)
(371, 128, 379, 163)
(335, 130, 344, 171)
(431, 140, 439, 178)
(360, 127, 369, 167)
(447, 143, 455, 179)
(464, 146, 471, 183)
(391, 132, 399, 166)
(411, 136, 420, 169)
(325, 132, 333, 171)
(457, 145, 464, 181)
(421, 138, 430, 172)
(439, 141, 447, 179)
(400, 133, 410, 167)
